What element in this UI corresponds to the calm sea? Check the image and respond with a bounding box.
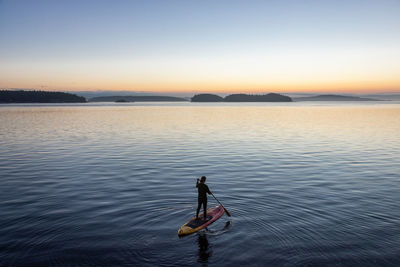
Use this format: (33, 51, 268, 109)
(1, 102, 399, 266)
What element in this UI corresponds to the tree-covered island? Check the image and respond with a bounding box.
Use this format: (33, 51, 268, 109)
(0, 90, 86, 103)
(191, 93, 292, 102)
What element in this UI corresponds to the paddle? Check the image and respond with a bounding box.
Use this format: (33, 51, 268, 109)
(211, 192, 231, 217)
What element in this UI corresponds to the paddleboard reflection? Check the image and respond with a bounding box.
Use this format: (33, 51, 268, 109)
(197, 233, 211, 263)
(197, 221, 232, 263)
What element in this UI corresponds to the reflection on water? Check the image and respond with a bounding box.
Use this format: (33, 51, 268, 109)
(197, 221, 232, 264)
(198, 233, 212, 264)
(0, 102, 399, 266)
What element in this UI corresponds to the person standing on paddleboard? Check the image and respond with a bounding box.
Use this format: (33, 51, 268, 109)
(196, 176, 211, 220)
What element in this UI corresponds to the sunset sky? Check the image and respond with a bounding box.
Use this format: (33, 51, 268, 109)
(1, 0, 399, 94)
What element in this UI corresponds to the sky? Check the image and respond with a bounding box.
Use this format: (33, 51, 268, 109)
(0, 0, 400, 94)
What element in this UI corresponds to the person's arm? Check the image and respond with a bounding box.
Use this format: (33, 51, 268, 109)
(196, 178, 199, 188)
(206, 185, 211, 194)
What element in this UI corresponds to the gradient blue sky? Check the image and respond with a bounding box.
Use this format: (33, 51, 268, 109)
(1, 0, 400, 93)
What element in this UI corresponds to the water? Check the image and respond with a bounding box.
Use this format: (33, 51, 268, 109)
(1, 102, 399, 266)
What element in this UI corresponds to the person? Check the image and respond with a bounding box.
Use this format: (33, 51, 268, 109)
(196, 176, 211, 220)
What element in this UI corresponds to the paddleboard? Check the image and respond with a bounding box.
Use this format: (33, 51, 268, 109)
(178, 205, 224, 236)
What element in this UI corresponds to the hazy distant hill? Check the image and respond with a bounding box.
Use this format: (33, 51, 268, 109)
(294, 94, 379, 101)
(89, 96, 188, 102)
(69, 90, 192, 99)
(0, 90, 86, 103)
(191, 93, 292, 102)
(361, 94, 400, 101)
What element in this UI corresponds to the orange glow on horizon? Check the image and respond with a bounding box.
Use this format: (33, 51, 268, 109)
(3, 76, 400, 94)
(1, 80, 399, 95)
(1, 60, 399, 94)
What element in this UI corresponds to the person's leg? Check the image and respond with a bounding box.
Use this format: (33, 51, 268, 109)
(203, 200, 207, 220)
(196, 199, 202, 219)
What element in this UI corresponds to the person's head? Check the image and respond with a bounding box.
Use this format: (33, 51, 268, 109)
(200, 176, 206, 183)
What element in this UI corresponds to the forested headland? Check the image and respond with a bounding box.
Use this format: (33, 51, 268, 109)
(0, 90, 86, 103)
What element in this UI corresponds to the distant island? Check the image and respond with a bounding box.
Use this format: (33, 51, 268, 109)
(89, 96, 188, 102)
(115, 99, 132, 103)
(191, 94, 224, 102)
(293, 94, 380, 101)
(191, 93, 292, 102)
(0, 90, 86, 103)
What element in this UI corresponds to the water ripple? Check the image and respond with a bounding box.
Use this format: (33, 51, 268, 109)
(0, 103, 400, 266)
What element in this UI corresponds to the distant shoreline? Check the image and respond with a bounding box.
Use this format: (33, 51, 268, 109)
(0, 90, 393, 103)
(88, 95, 188, 102)
(293, 94, 381, 102)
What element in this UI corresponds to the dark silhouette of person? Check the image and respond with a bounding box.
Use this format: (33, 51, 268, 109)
(197, 233, 212, 263)
(196, 176, 211, 220)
